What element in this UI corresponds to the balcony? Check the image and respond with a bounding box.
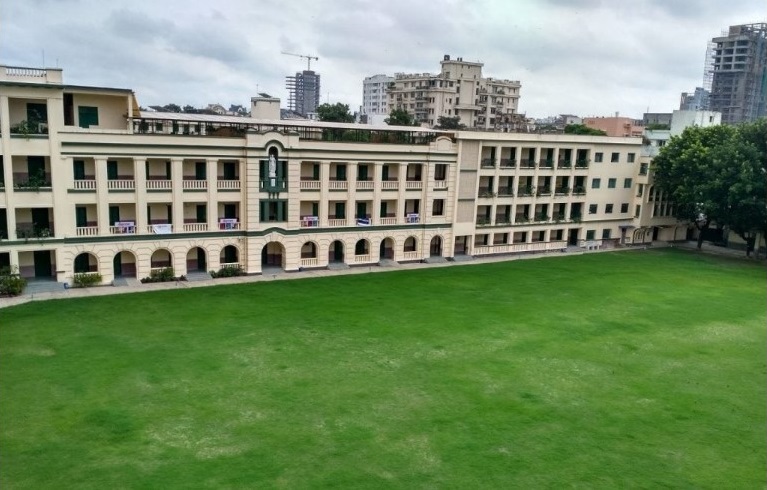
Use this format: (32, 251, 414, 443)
(354, 254, 373, 263)
(500, 159, 516, 168)
(300, 217, 320, 228)
(517, 186, 535, 197)
(146, 180, 172, 190)
(108, 179, 135, 191)
(639, 164, 649, 175)
(380, 217, 397, 225)
(473, 240, 567, 256)
(495, 215, 512, 226)
(405, 213, 420, 224)
(536, 186, 552, 197)
(110, 224, 136, 235)
(356, 180, 374, 191)
(182, 223, 208, 232)
(217, 179, 241, 190)
(538, 160, 554, 169)
(575, 159, 590, 169)
(434, 180, 448, 190)
(328, 218, 347, 227)
(146, 224, 174, 234)
(328, 181, 348, 190)
(381, 181, 398, 191)
(182, 180, 207, 190)
(15, 224, 54, 240)
(557, 160, 572, 169)
(497, 188, 514, 197)
(402, 251, 419, 261)
(260, 179, 287, 192)
(76, 226, 99, 237)
(481, 158, 496, 168)
(554, 187, 571, 196)
(477, 217, 492, 226)
(218, 219, 240, 230)
(300, 258, 319, 267)
(300, 180, 321, 190)
(519, 159, 535, 169)
(405, 181, 423, 190)
(533, 213, 551, 223)
(73, 180, 96, 191)
(13, 173, 52, 191)
(572, 186, 586, 195)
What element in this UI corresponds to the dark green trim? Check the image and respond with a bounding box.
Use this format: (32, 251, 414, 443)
(355, 189, 374, 192)
(182, 189, 207, 192)
(10, 134, 49, 140)
(147, 189, 172, 193)
(67, 189, 97, 193)
(14, 188, 52, 192)
(218, 188, 242, 192)
(108, 189, 136, 193)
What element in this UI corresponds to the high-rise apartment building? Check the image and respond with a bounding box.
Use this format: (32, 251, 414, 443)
(709, 23, 767, 124)
(285, 70, 321, 116)
(362, 74, 394, 124)
(387, 55, 521, 130)
(679, 87, 710, 111)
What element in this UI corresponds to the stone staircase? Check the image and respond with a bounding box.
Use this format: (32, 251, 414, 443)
(185, 271, 213, 282)
(424, 256, 448, 264)
(23, 279, 66, 295)
(451, 254, 475, 262)
(327, 262, 350, 270)
(112, 277, 141, 287)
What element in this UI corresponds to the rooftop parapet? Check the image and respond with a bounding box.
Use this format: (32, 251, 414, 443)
(0, 65, 63, 84)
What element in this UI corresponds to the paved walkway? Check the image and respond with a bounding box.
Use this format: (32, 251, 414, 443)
(0, 242, 693, 310)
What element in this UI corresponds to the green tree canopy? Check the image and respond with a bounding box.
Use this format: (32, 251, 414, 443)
(564, 124, 607, 136)
(316, 103, 354, 123)
(434, 116, 464, 130)
(652, 120, 767, 255)
(385, 109, 418, 126)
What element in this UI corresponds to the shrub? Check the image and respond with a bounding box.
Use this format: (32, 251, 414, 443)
(0, 266, 27, 296)
(73, 272, 102, 288)
(140, 268, 186, 283)
(210, 265, 246, 278)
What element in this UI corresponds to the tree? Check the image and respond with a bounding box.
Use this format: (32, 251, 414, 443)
(385, 109, 418, 126)
(564, 124, 607, 136)
(652, 121, 766, 256)
(434, 116, 464, 130)
(161, 103, 182, 113)
(316, 103, 354, 123)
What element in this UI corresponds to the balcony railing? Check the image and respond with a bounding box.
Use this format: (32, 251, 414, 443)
(354, 254, 373, 263)
(328, 180, 348, 190)
(381, 181, 399, 190)
(536, 187, 552, 196)
(534, 214, 551, 222)
(519, 159, 535, 169)
(218, 220, 240, 230)
(500, 159, 516, 168)
(517, 186, 535, 197)
(405, 214, 420, 224)
(147, 224, 173, 234)
(575, 159, 590, 168)
(481, 158, 496, 168)
(300, 180, 321, 190)
(183, 223, 208, 232)
(300, 217, 320, 228)
(497, 189, 514, 197)
(495, 216, 512, 225)
(380, 217, 397, 225)
(572, 186, 586, 195)
(557, 160, 572, 169)
(259, 179, 287, 191)
(300, 258, 319, 267)
(405, 181, 423, 190)
(107, 179, 135, 190)
(217, 179, 241, 190)
(477, 217, 492, 226)
(402, 251, 419, 261)
(328, 218, 347, 227)
(555, 187, 571, 195)
(356, 180, 374, 190)
(146, 179, 172, 190)
(182, 180, 207, 190)
(538, 160, 554, 169)
(15, 225, 54, 240)
(110, 224, 136, 234)
(473, 240, 567, 256)
(75, 226, 99, 236)
(434, 180, 448, 190)
(73, 180, 96, 190)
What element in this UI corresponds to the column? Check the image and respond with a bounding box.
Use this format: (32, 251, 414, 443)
(372, 162, 383, 224)
(134, 158, 148, 233)
(94, 157, 110, 235)
(207, 159, 218, 229)
(171, 158, 183, 231)
(398, 163, 407, 219)
(319, 160, 330, 227)
(347, 162, 357, 224)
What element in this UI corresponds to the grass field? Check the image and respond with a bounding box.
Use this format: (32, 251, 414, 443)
(1, 249, 765, 488)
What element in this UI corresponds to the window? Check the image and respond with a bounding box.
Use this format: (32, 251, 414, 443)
(259, 200, 287, 222)
(635, 204, 641, 218)
(608, 178, 616, 189)
(594, 152, 603, 163)
(620, 203, 629, 213)
(591, 178, 601, 189)
(78, 106, 99, 128)
(627, 153, 635, 163)
(434, 164, 447, 181)
(624, 178, 632, 188)
(602, 229, 612, 239)
(73, 160, 85, 180)
(588, 204, 597, 214)
(611, 152, 619, 163)
(605, 204, 613, 214)
(432, 199, 445, 216)
(586, 230, 596, 240)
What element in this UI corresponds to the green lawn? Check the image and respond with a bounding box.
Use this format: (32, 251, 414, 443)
(1, 249, 765, 489)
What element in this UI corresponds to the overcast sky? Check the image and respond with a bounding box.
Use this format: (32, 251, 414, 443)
(1, 0, 764, 118)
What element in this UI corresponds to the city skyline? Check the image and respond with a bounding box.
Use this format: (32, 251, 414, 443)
(1, 0, 764, 118)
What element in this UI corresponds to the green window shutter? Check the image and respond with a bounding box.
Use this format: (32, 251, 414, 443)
(196, 204, 207, 223)
(356, 202, 366, 219)
(147, 205, 152, 223)
(28, 156, 45, 177)
(107, 160, 118, 180)
(337, 165, 346, 181)
(382, 165, 389, 181)
(260, 161, 266, 180)
(165, 161, 172, 180)
(167, 204, 173, 224)
(195, 161, 206, 180)
(73, 160, 85, 180)
(109, 206, 120, 225)
(380, 202, 387, 216)
(223, 162, 236, 180)
(358, 165, 368, 180)
(75, 206, 87, 227)
(224, 204, 236, 219)
(311, 202, 319, 216)
(77, 106, 98, 128)
(145, 161, 150, 179)
(259, 201, 266, 222)
(312, 164, 320, 180)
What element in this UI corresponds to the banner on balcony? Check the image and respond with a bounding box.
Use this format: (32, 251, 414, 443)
(356, 218, 371, 226)
(115, 221, 135, 234)
(406, 213, 420, 223)
(302, 216, 319, 227)
(151, 224, 172, 234)
(219, 218, 238, 230)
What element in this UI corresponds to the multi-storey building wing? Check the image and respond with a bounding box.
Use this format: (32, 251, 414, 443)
(388, 55, 521, 130)
(0, 65, 678, 288)
(361, 74, 394, 124)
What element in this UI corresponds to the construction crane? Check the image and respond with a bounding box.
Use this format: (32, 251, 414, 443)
(281, 51, 319, 71)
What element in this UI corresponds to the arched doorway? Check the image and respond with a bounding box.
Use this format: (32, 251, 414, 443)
(379, 237, 394, 260)
(329, 240, 344, 263)
(261, 242, 285, 270)
(404, 236, 417, 253)
(355, 239, 370, 256)
(150, 249, 173, 271)
(74, 252, 98, 273)
(113, 251, 137, 278)
(221, 245, 239, 265)
(186, 247, 207, 272)
(429, 236, 443, 257)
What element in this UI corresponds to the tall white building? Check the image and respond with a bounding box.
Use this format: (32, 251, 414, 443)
(361, 74, 394, 124)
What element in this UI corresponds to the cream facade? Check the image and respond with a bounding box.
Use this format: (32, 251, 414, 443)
(0, 65, 677, 287)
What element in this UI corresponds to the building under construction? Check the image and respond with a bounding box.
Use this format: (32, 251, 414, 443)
(709, 23, 767, 124)
(285, 70, 320, 117)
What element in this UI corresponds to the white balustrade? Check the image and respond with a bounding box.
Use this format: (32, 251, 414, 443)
(328, 181, 348, 190)
(300, 180, 321, 190)
(379, 217, 397, 225)
(354, 254, 372, 263)
(328, 219, 347, 227)
(405, 181, 423, 190)
(434, 180, 448, 190)
(76, 226, 99, 236)
(217, 179, 241, 190)
(107, 179, 135, 190)
(381, 181, 398, 190)
(73, 180, 96, 190)
(182, 180, 207, 190)
(146, 179, 172, 190)
(300, 258, 319, 267)
(183, 223, 208, 232)
(402, 251, 419, 260)
(356, 180, 374, 190)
